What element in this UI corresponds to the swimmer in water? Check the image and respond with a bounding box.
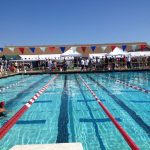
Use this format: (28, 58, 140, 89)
(0, 101, 7, 117)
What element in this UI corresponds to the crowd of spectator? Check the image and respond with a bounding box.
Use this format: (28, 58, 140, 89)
(0, 55, 150, 76)
(77, 55, 150, 71)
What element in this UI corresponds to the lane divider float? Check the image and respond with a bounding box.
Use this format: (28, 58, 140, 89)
(0, 76, 30, 93)
(100, 75, 150, 94)
(0, 74, 58, 139)
(78, 74, 139, 150)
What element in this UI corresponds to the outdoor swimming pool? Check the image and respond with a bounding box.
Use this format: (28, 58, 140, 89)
(0, 72, 150, 150)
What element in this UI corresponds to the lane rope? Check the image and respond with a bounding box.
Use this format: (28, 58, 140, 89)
(0, 74, 58, 139)
(0, 76, 30, 93)
(78, 74, 139, 150)
(100, 75, 150, 94)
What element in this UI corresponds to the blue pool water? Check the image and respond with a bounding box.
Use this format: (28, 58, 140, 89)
(0, 72, 150, 150)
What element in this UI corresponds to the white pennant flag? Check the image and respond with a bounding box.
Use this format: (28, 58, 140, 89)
(131, 45, 137, 51)
(8, 47, 15, 52)
(71, 47, 77, 53)
(101, 46, 107, 52)
(40, 47, 46, 52)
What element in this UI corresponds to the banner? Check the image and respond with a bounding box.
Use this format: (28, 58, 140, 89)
(0, 48, 3, 52)
(131, 45, 137, 51)
(111, 45, 116, 51)
(81, 47, 86, 53)
(40, 47, 46, 52)
(60, 47, 66, 53)
(140, 44, 147, 51)
(30, 47, 35, 53)
(91, 46, 96, 52)
(19, 48, 24, 54)
(122, 45, 127, 51)
(101, 46, 107, 52)
(49, 47, 55, 52)
(8, 47, 15, 52)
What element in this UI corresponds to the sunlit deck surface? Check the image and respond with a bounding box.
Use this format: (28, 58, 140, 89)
(10, 143, 83, 150)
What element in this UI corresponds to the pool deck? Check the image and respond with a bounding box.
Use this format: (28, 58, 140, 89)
(10, 143, 83, 150)
(0, 68, 150, 79)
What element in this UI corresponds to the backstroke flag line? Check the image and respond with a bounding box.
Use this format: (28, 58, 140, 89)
(140, 44, 147, 51)
(111, 45, 116, 51)
(30, 48, 35, 53)
(131, 45, 137, 51)
(40, 47, 46, 52)
(101, 46, 107, 52)
(19, 48, 24, 54)
(122, 45, 127, 51)
(81, 47, 86, 53)
(8, 47, 15, 52)
(91, 46, 96, 52)
(60, 47, 66, 53)
(49, 47, 55, 52)
(0, 48, 3, 52)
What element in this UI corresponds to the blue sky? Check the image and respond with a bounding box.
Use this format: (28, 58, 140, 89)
(0, 0, 150, 47)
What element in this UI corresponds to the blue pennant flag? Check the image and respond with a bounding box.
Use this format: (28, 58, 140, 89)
(60, 47, 66, 53)
(91, 46, 96, 52)
(30, 47, 35, 53)
(0, 48, 3, 52)
(122, 45, 127, 51)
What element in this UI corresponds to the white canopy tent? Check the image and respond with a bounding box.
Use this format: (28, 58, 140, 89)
(19, 54, 75, 61)
(129, 51, 150, 57)
(61, 47, 82, 57)
(108, 47, 130, 56)
(19, 54, 61, 61)
(89, 53, 107, 58)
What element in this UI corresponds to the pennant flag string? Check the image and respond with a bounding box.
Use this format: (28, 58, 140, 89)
(140, 44, 147, 51)
(49, 47, 55, 52)
(8, 47, 15, 52)
(19, 48, 24, 54)
(122, 45, 127, 51)
(30, 47, 35, 53)
(111, 45, 116, 51)
(40, 47, 46, 52)
(101, 46, 107, 52)
(72, 47, 77, 53)
(60, 47, 66, 53)
(0, 48, 3, 52)
(91, 46, 96, 52)
(81, 47, 86, 53)
(131, 45, 137, 51)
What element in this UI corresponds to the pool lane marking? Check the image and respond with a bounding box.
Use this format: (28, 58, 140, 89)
(0, 76, 30, 93)
(75, 75, 106, 149)
(56, 75, 69, 143)
(100, 75, 150, 94)
(0, 74, 58, 140)
(87, 75, 150, 137)
(78, 74, 139, 150)
(5, 76, 50, 110)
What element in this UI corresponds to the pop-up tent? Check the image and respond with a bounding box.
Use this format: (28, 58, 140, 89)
(89, 53, 107, 58)
(61, 47, 82, 57)
(108, 47, 130, 56)
(129, 51, 150, 57)
(19, 54, 61, 61)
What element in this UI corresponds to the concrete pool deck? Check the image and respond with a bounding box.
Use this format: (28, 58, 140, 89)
(10, 143, 84, 150)
(0, 68, 150, 79)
